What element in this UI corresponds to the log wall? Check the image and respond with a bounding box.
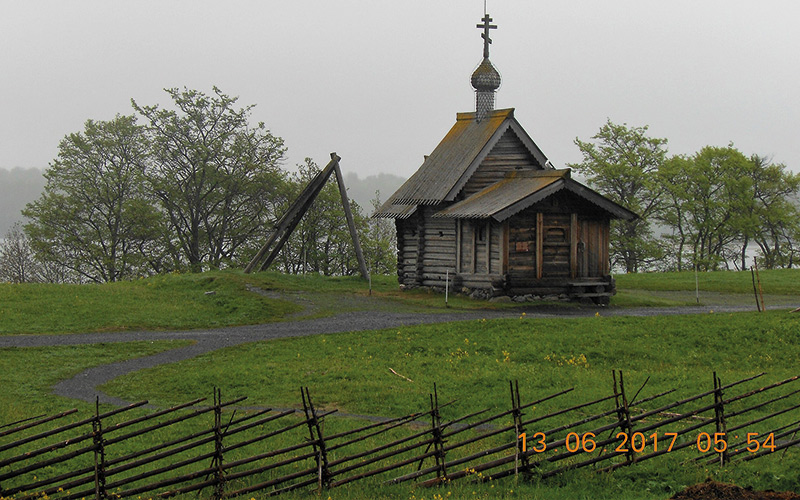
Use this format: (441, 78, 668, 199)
(395, 216, 419, 286)
(505, 195, 612, 295)
(418, 206, 457, 287)
(394, 186, 612, 299)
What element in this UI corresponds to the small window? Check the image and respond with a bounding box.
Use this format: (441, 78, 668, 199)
(476, 225, 486, 242)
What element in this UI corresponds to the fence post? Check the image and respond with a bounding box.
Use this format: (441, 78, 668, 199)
(430, 384, 447, 481)
(302, 387, 330, 491)
(92, 397, 107, 500)
(613, 371, 634, 464)
(511, 380, 529, 476)
(213, 388, 226, 500)
(713, 372, 729, 466)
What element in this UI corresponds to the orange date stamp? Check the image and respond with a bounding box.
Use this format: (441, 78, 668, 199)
(518, 431, 777, 454)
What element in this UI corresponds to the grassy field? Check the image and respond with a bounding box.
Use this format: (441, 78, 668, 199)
(615, 268, 800, 295)
(2, 267, 798, 336)
(2, 269, 800, 499)
(0, 341, 191, 423)
(5, 311, 800, 499)
(100, 312, 798, 415)
(97, 311, 800, 498)
(0, 270, 523, 336)
(0, 272, 304, 335)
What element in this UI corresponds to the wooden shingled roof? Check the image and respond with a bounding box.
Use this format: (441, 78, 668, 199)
(376, 108, 549, 214)
(373, 107, 637, 222)
(433, 169, 638, 222)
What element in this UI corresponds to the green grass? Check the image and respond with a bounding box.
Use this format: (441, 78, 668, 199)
(4, 310, 800, 498)
(0, 341, 191, 423)
(3, 269, 800, 499)
(0, 271, 302, 335)
(98, 311, 800, 498)
(2, 268, 798, 336)
(102, 311, 799, 416)
(615, 268, 800, 295)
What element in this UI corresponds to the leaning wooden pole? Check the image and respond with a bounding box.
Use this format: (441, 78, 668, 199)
(245, 153, 367, 278)
(244, 156, 338, 273)
(333, 161, 369, 279)
(754, 259, 766, 312)
(751, 266, 762, 312)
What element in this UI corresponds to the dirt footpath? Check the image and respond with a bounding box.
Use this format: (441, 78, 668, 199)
(0, 303, 788, 407)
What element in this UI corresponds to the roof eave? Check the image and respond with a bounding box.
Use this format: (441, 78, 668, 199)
(562, 181, 639, 221)
(491, 180, 566, 221)
(434, 176, 638, 222)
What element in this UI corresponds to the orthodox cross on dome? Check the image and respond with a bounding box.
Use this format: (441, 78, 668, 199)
(477, 14, 497, 59)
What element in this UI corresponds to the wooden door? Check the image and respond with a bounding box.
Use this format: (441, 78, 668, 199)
(578, 217, 608, 277)
(508, 214, 537, 280)
(541, 214, 570, 278)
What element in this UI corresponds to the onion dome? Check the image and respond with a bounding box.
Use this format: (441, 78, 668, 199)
(471, 57, 502, 91)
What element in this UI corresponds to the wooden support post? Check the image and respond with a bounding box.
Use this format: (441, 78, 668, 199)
(751, 266, 762, 312)
(416, 213, 425, 286)
(754, 260, 766, 312)
(333, 159, 369, 280)
(536, 213, 543, 279)
(602, 222, 610, 275)
(485, 221, 491, 274)
(502, 220, 509, 276)
(244, 154, 339, 274)
(471, 222, 477, 274)
(456, 219, 462, 273)
(259, 220, 299, 273)
(570, 213, 578, 279)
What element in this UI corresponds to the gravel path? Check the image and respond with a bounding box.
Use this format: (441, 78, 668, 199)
(0, 303, 777, 408)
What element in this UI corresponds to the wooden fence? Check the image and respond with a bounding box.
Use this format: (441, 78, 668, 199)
(1, 372, 798, 499)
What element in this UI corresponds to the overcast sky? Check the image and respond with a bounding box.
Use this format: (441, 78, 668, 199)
(1, 1, 798, 179)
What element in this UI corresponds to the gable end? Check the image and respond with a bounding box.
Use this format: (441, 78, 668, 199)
(445, 116, 551, 202)
(458, 127, 545, 198)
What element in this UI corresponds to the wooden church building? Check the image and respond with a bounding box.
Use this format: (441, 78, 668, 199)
(375, 14, 636, 302)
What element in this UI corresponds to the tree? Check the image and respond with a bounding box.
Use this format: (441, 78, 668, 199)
(23, 115, 160, 283)
(740, 155, 800, 269)
(569, 120, 667, 272)
(659, 146, 751, 271)
(133, 87, 286, 272)
(659, 148, 800, 271)
(687, 146, 750, 270)
(362, 191, 397, 275)
(0, 223, 37, 283)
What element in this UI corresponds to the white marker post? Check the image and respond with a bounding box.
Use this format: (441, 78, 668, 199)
(445, 269, 449, 307)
